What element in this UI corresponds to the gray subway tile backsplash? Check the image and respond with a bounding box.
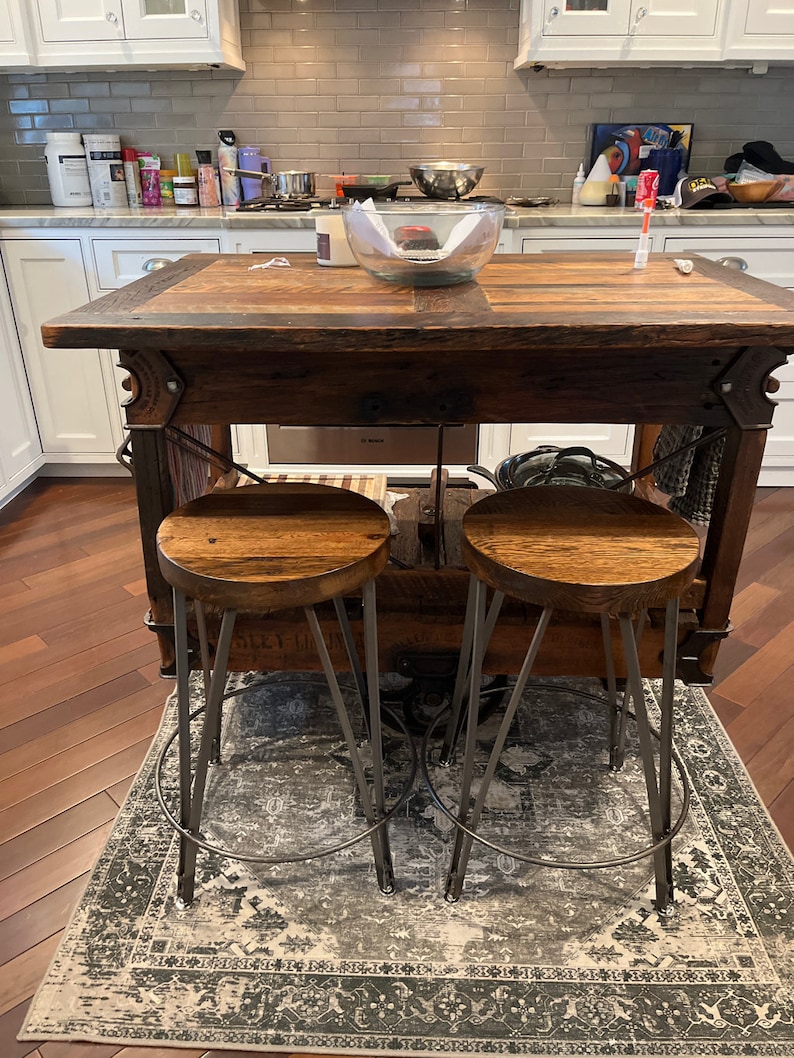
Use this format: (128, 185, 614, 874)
(1, 0, 794, 205)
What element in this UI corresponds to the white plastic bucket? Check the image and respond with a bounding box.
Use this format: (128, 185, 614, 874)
(44, 132, 92, 207)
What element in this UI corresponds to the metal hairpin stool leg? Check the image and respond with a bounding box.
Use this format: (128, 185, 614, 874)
(421, 485, 700, 915)
(153, 483, 417, 909)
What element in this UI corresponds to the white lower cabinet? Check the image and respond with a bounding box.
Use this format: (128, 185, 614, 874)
(0, 230, 222, 491)
(1, 238, 121, 465)
(0, 265, 42, 507)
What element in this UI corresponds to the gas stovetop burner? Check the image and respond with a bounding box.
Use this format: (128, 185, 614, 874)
(236, 196, 333, 212)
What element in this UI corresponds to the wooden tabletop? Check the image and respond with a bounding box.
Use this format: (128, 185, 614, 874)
(41, 252, 794, 353)
(39, 253, 794, 429)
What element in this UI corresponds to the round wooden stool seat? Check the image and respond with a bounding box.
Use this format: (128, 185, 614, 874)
(156, 482, 391, 612)
(462, 485, 701, 614)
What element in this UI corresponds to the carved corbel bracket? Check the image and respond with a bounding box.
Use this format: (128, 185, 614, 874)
(713, 345, 789, 429)
(117, 348, 184, 428)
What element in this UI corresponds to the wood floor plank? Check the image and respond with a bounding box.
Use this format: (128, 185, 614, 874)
(1, 673, 152, 756)
(0, 825, 112, 922)
(0, 685, 165, 784)
(770, 779, 794, 852)
(0, 876, 88, 964)
(0, 709, 162, 813)
(0, 1000, 45, 1058)
(0, 933, 61, 1017)
(0, 582, 145, 647)
(0, 641, 160, 730)
(709, 622, 794, 707)
(726, 665, 794, 760)
(744, 713, 794, 805)
(105, 777, 136, 809)
(727, 581, 780, 630)
(0, 636, 47, 669)
(38, 1041, 123, 1057)
(0, 595, 150, 687)
(0, 739, 153, 844)
(0, 795, 118, 882)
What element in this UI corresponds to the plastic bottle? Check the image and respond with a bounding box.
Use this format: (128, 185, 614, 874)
(139, 154, 162, 207)
(196, 150, 220, 207)
(159, 169, 176, 202)
(217, 130, 240, 207)
(571, 162, 585, 206)
(44, 132, 93, 207)
(579, 155, 612, 207)
(121, 147, 142, 207)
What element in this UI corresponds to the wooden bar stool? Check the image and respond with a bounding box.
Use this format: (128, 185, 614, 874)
(154, 482, 408, 908)
(424, 485, 700, 914)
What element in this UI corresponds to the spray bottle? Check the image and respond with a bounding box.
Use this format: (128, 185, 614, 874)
(571, 162, 586, 206)
(217, 130, 240, 207)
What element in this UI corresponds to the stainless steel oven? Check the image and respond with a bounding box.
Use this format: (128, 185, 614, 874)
(265, 424, 478, 466)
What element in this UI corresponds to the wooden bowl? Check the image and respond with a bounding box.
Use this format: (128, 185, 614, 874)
(727, 180, 784, 203)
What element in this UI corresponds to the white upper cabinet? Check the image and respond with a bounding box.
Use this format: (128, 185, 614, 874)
(517, 0, 736, 67)
(723, 0, 794, 64)
(0, 0, 36, 65)
(2, 0, 243, 69)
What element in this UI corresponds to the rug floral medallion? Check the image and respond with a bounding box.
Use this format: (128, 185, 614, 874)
(21, 673, 794, 1057)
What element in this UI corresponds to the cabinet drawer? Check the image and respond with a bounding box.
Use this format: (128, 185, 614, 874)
(521, 235, 657, 253)
(662, 236, 794, 289)
(91, 238, 221, 289)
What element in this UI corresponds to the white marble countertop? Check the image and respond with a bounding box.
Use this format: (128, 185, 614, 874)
(2, 203, 794, 229)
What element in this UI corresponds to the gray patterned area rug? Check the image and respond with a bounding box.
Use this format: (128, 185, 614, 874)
(21, 672, 794, 1057)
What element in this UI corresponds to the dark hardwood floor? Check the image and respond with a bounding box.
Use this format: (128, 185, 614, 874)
(1, 477, 792, 1058)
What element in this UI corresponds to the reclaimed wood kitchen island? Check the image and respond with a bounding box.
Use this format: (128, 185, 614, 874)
(41, 252, 794, 690)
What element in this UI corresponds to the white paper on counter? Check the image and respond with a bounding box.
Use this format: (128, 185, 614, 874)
(349, 199, 487, 261)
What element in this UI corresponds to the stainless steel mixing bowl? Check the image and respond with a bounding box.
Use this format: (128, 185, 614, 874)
(409, 162, 485, 200)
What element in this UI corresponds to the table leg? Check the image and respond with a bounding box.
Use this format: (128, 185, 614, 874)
(697, 425, 768, 676)
(130, 426, 177, 674)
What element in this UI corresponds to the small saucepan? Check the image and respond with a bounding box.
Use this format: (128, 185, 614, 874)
(222, 167, 317, 197)
(467, 446, 634, 493)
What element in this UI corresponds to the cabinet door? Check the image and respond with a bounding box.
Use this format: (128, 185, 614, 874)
(633, 0, 720, 37)
(0, 0, 36, 63)
(35, 0, 124, 41)
(542, 0, 632, 36)
(1, 239, 119, 459)
(743, 0, 794, 35)
(120, 0, 208, 40)
(0, 270, 42, 500)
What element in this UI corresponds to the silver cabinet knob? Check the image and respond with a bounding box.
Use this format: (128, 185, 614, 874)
(106, 9, 119, 22)
(548, 6, 560, 18)
(142, 258, 172, 272)
(635, 6, 648, 20)
(716, 256, 749, 271)
(190, 8, 204, 22)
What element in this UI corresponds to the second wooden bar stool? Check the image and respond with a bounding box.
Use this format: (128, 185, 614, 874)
(425, 484, 700, 914)
(154, 482, 409, 908)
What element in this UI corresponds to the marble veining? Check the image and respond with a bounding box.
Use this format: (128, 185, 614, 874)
(2, 204, 794, 232)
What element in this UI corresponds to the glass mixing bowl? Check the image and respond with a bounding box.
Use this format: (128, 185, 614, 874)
(341, 200, 505, 286)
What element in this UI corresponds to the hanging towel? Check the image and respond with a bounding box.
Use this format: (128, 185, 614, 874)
(652, 425, 725, 526)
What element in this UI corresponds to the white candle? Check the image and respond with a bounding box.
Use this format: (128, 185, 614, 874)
(316, 212, 358, 267)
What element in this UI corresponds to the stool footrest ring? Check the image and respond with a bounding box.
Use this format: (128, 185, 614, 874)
(420, 681, 690, 874)
(155, 678, 417, 868)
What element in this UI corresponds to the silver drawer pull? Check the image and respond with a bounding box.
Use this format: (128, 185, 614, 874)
(142, 257, 172, 272)
(716, 256, 748, 271)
